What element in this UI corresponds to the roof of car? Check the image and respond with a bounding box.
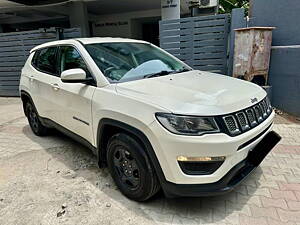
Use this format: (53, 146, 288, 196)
(77, 37, 148, 45)
(30, 37, 149, 53)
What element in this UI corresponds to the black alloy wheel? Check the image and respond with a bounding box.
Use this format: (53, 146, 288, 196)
(107, 133, 160, 201)
(113, 146, 141, 190)
(25, 102, 48, 136)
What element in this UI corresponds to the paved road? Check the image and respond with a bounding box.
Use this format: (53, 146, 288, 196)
(0, 98, 300, 225)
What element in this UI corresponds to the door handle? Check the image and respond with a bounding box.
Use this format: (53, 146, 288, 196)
(51, 83, 60, 91)
(29, 75, 34, 82)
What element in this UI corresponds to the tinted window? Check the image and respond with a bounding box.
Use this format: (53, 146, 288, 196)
(33, 47, 58, 75)
(32, 51, 39, 67)
(59, 46, 91, 77)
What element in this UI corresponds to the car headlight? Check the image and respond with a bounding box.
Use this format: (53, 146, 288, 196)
(155, 113, 220, 135)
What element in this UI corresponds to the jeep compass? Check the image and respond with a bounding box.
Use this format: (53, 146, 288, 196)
(19, 38, 281, 201)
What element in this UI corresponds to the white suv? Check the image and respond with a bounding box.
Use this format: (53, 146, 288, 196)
(19, 38, 281, 201)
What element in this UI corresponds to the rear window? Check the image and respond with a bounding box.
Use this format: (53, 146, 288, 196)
(32, 47, 58, 75)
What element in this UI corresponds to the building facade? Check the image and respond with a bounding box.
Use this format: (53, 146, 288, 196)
(0, 0, 189, 45)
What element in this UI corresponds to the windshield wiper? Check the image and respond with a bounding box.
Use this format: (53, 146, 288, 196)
(171, 68, 191, 74)
(143, 70, 174, 79)
(143, 68, 191, 79)
(161, 68, 191, 76)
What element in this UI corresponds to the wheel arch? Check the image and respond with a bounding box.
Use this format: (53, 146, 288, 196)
(97, 118, 166, 184)
(20, 90, 34, 117)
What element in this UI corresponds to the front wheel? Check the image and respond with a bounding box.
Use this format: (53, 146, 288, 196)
(25, 102, 48, 136)
(107, 133, 160, 201)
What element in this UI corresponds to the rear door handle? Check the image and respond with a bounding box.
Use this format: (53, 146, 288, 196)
(29, 75, 34, 82)
(51, 83, 60, 91)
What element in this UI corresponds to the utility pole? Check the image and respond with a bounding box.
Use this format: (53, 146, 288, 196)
(249, 0, 254, 18)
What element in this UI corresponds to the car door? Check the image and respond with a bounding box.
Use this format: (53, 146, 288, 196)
(30, 46, 61, 120)
(52, 45, 96, 145)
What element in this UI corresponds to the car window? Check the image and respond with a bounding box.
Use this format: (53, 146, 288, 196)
(32, 51, 39, 67)
(85, 42, 190, 83)
(59, 46, 91, 78)
(33, 47, 58, 75)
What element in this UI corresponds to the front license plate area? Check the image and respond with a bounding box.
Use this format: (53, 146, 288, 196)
(247, 131, 281, 166)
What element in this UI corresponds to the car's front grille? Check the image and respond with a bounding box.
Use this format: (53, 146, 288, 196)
(222, 97, 272, 136)
(236, 112, 250, 131)
(223, 115, 240, 135)
(254, 105, 263, 123)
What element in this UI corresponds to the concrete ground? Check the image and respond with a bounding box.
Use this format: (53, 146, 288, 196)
(0, 97, 300, 225)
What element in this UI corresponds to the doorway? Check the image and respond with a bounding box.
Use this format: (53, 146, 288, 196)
(131, 17, 160, 46)
(142, 22, 159, 46)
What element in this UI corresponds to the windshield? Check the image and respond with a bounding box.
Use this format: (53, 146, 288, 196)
(85, 42, 191, 83)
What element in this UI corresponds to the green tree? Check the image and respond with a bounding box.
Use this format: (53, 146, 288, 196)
(219, 0, 250, 14)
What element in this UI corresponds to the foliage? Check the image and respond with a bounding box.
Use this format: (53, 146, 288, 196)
(219, 0, 250, 14)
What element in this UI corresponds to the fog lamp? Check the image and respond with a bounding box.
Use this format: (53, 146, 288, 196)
(177, 156, 226, 162)
(177, 156, 226, 175)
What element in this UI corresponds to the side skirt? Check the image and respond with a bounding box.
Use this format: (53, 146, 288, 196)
(40, 117, 98, 156)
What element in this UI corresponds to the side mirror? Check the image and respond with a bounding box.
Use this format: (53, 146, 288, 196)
(61, 68, 88, 83)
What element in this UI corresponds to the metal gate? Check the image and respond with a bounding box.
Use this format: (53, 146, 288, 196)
(159, 14, 230, 74)
(0, 28, 81, 97)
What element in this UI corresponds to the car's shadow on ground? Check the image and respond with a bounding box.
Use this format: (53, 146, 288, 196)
(23, 124, 263, 224)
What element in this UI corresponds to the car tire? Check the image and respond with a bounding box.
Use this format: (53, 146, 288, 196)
(25, 101, 48, 136)
(107, 133, 160, 201)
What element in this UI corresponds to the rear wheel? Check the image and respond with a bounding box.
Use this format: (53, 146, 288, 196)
(26, 102, 48, 136)
(107, 133, 160, 201)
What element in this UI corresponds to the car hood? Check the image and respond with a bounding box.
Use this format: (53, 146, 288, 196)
(115, 70, 266, 116)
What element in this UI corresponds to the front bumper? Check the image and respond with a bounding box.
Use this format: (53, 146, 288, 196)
(148, 111, 276, 185)
(162, 131, 281, 197)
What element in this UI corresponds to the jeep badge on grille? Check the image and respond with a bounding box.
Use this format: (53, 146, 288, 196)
(251, 98, 258, 104)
